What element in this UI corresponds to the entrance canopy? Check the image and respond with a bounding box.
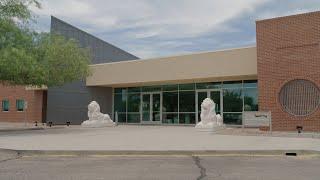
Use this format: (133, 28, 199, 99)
(86, 46, 257, 87)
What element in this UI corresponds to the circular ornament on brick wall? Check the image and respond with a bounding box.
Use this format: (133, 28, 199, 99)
(279, 79, 320, 116)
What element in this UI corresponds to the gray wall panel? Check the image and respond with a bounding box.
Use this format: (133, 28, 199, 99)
(46, 16, 138, 125)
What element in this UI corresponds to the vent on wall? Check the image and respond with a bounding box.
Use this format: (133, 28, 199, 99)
(279, 79, 320, 116)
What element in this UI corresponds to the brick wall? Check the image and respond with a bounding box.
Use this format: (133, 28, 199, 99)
(0, 84, 44, 123)
(256, 11, 320, 131)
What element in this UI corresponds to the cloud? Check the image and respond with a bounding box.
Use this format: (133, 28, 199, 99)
(33, 0, 269, 37)
(30, 0, 320, 58)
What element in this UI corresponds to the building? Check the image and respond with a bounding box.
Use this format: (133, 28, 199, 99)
(45, 16, 138, 124)
(0, 84, 46, 123)
(88, 46, 258, 125)
(1, 11, 319, 131)
(87, 11, 320, 131)
(0, 16, 138, 124)
(256, 11, 320, 131)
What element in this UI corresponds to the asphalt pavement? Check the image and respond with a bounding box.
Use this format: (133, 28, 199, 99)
(0, 153, 319, 180)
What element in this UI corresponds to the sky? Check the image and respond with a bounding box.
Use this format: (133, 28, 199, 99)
(30, 0, 320, 59)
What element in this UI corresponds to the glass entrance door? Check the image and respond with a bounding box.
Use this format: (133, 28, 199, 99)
(141, 92, 162, 123)
(196, 90, 222, 122)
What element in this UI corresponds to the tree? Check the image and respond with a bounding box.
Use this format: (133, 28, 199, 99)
(0, 0, 91, 87)
(0, 0, 40, 21)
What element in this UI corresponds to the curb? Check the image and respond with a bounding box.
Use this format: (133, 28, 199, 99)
(0, 127, 44, 132)
(0, 149, 20, 162)
(2, 149, 319, 157)
(0, 126, 69, 132)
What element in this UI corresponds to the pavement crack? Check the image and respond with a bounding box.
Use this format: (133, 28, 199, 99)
(0, 151, 22, 164)
(192, 156, 206, 180)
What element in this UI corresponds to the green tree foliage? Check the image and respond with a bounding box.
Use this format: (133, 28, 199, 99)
(0, 0, 40, 21)
(36, 34, 91, 87)
(0, 0, 91, 87)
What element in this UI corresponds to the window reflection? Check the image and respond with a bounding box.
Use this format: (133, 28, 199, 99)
(244, 88, 258, 111)
(114, 80, 258, 125)
(223, 89, 243, 112)
(179, 91, 195, 112)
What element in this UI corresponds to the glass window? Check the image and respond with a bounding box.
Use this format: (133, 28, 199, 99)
(244, 88, 258, 111)
(179, 113, 196, 124)
(223, 89, 242, 112)
(2, 100, 9, 111)
(196, 82, 221, 89)
(243, 80, 257, 88)
(115, 113, 126, 123)
(142, 94, 150, 121)
(142, 86, 162, 92)
(127, 113, 140, 123)
(222, 81, 242, 89)
(163, 92, 178, 112)
(115, 88, 127, 94)
(223, 113, 242, 125)
(128, 87, 141, 93)
(16, 99, 25, 111)
(114, 93, 127, 113)
(162, 113, 178, 124)
(127, 93, 140, 112)
(179, 83, 195, 91)
(162, 84, 178, 91)
(179, 91, 195, 112)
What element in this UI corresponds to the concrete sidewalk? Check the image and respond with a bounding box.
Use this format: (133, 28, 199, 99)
(0, 125, 319, 152)
(0, 122, 44, 132)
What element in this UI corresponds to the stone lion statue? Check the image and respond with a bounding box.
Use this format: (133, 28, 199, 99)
(81, 101, 115, 127)
(195, 98, 224, 129)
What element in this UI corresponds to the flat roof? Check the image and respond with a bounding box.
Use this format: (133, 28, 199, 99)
(87, 46, 257, 87)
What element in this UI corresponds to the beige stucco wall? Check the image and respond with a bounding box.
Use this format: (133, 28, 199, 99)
(87, 46, 257, 87)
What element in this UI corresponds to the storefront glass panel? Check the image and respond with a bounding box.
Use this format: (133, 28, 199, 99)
(128, 93, 140, 112)
(196, 82, 222, 89)
(142, 86, 162, 92)
(127, 113, 140, 123)
(179, 113, 196, 124)
(244, 88, 258, 111)
(128, 87, 141, 93)
(223, 89, 242, 112)
(162, 113, 179, 124)
(113, 80, 258, 125)
(162, 84, 178, 91)
(114, 93, 126, 113)
(179, 83, 195, 91)
(179, 91, 195, 112)
(163, 92, 178, 112)
(223, 113, 242, 125)
(142, 94, 150, 121)
(117, 113, 127, 123)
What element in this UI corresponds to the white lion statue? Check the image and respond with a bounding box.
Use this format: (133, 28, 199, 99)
(195, 98, 224, 129)
(81, 101, 115, 127)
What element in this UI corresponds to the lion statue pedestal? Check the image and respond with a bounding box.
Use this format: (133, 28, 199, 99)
(195, 98, 224, 130)
(81, 101, 115, 128)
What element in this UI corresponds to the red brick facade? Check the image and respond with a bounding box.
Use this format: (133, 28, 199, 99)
(0, 84, 44, 123)
(256, 11, 320, 131)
